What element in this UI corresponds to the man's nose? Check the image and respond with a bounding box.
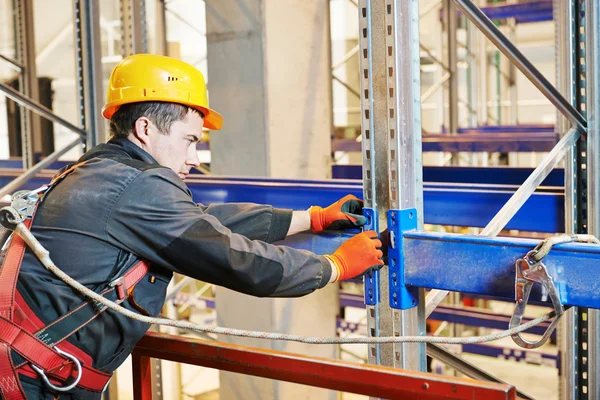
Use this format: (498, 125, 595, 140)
(187, 146, 200, 167)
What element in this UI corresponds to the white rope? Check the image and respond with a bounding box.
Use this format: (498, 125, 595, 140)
(15, 222, 556, 345)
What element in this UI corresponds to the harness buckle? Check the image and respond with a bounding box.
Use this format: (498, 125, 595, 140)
(31, 346, 83, 392)
(109, 276, 127, 300)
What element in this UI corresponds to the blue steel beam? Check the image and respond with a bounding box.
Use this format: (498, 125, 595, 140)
(461, 343, 557, 368)
(457, 124, 555, 134)
(0, 171, 564, 232)
(403, 232, 600, 309)
(450, 1, 554, 24)
(479, 1, 553, 24)
(0, 163, 567, 186)
(332, 166, 564, 187)
(332, 132, 559, 153)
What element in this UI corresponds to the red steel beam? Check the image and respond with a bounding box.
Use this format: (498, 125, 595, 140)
(132, 332, 517, 400)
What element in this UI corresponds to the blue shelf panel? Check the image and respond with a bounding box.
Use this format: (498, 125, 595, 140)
(332, 165, 565, 187)
(333, 132, 559, 153)
(0, 172, 564, 232)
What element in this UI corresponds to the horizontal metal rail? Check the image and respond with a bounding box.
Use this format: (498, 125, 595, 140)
(331, 132, 560, 153)
(132, 332, 516, 400)
(0, 169, 565, 232)
(0, 138, 82, 199)
(0, 81, 87, 138)
(166, 290, 550, 394)
(0, 53, 23, 72)
(332, 165, 565, 186)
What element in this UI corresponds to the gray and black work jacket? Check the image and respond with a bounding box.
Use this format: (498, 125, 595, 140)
(17, 137, 331, 397)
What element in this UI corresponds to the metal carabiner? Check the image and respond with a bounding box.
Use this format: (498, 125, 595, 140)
(11, 186, 48, 220)
(0, 206, 24, 230)
(31, 346, 83, 392)
(509, 253, 564, 349)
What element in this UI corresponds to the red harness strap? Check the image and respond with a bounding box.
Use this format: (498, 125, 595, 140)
(0, 163, 152, 397)
(0, 225, 150, 396)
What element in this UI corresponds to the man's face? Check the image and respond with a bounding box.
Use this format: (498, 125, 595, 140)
(149, 111, 204, 179)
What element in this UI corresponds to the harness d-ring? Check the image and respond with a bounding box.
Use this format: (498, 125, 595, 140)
(31, 346, 83, 392)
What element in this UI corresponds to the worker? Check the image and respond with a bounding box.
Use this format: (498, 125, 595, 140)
(0, 54, 384, 399)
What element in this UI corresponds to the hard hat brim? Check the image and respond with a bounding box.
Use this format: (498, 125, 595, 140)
(102, 101, 224, 131)
(196, 106, 224, 131)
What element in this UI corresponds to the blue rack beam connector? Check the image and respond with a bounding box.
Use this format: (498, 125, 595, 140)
(362, 207, 379, 305)
(388, 208, 419, 310)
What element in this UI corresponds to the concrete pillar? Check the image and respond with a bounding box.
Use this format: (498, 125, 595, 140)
(206, 1, 337, 400)
(206, 0, 332, 179)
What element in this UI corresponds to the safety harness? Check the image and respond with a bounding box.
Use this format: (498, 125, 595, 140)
(0, 163, 150, 399)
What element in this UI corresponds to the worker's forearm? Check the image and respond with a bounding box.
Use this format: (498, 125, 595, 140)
(199, 203, 292, 243)
(287, 210, 311, 236)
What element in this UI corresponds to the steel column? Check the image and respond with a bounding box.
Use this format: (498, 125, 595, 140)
(13, 0, 40, 168)
(359, 0, 394, 370)
(555, 0, 579, 397)
(74, 0, 104, 148)
(586, 0, 600, 397)
(120, 0, 148, 56)
(359, 0, 426, 373)
(155, 0, 169, 56)
(386, 0, 426, 370)
(476, 0, 489, 126)
(507, 2, 518, 125)
(466, 18, 478, 128)
(446, 0, 459, 136)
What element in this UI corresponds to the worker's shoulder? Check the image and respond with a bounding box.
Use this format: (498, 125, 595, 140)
(86, 156, 182, 186)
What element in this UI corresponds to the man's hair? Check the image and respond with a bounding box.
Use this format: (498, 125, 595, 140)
(109, 102, 203, 139)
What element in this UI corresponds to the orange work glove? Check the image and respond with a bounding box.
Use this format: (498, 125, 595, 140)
(325, 230, 384, 282)
(310, 194, 366, 233)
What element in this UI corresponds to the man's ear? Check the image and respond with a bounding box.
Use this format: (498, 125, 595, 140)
(133, 117, 151, 145)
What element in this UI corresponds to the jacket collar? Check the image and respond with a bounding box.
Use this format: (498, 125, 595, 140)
(82, 137, 160, 165)
(108, 138, 159, 165)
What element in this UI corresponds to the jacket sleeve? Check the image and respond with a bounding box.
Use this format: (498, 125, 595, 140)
(197, 203, 292, 243)
(105, 169, 331, 297)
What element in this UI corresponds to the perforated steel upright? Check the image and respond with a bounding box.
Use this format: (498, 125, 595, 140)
(73, 0, 104, 149)
(585, 0, 600, 397)
(120, 0, 148, 56)
(555, 0, 579, 397)
(358, 0, 426, 374)
(13, 0, 39, 168)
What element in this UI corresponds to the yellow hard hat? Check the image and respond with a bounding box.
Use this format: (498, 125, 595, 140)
(102, 54, 223, 130)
